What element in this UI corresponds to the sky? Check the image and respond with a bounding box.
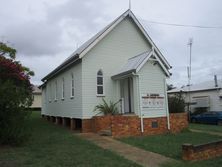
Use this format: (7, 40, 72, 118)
(1, 0, 222, 87)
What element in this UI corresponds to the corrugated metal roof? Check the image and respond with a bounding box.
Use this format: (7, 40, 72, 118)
(112, 51, 151, 79)
(168, 80, 222, 93)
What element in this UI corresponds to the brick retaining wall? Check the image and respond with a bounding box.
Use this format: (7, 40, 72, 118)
(89, 113, 188, 137)
(182, 140, 222, 161)
(170, 113, 188, 133)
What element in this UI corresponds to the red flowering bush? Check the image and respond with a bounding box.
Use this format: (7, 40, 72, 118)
(0, 42, 34, 145)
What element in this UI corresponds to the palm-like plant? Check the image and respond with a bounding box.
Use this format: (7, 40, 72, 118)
(94, 98, 119, 115)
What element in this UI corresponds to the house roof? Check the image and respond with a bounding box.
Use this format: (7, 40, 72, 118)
(42, 9, 171, 82)
(32, 85, 42, 94)
(168, 80, 222, 93)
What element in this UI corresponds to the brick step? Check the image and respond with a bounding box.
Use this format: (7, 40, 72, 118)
(99, 129, 112, 136)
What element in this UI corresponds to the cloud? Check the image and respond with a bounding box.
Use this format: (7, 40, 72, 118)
(3, 20, 62, 56)
(1, 0, 222, 86)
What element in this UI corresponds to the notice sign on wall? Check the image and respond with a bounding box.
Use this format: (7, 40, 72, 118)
(141, 93, 164, 108)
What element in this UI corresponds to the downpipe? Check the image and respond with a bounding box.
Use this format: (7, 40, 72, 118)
(132, 72, 144, 133)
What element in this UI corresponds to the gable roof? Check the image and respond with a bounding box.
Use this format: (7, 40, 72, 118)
(112, 50, 171, 80)
(168, 80, 222, 93)
(42, 9, 171, 82)
(32, 85, 42, 94)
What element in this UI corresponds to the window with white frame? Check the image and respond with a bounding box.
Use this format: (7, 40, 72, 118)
(97, 70, 104, 95)
(71, 73, 74, 98)
(61, 77, 65, 100)
(54, 80, 57, 101)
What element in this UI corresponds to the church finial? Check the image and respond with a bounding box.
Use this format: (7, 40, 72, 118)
(129, 0, 131, 10)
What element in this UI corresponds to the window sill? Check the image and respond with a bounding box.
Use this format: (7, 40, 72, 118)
(96, 94, 105, 97)
(70, 96, 74, 99)
(61, 98, 65, 101)
(54, 99, 58, 102)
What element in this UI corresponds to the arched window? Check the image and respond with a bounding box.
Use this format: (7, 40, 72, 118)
(97, 70, 104, 95)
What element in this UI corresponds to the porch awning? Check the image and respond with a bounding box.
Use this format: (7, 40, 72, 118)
(111, 50, 152, 80)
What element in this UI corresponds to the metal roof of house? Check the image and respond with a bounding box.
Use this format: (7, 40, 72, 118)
(112, 51, 152, 79)
(33, 85, 42, 94)
(42, 9, 171, 82)
(168, 80, 222, 93)
(112, 49, 171, 79)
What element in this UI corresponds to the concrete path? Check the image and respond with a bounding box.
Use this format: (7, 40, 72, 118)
(76, 133, 176, 167)
(190, 129, 222, 137)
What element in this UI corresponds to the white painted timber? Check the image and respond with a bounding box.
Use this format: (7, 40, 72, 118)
(138, 60, 167, 118)
(41, 63, 82, 118)
(81, 17, 152, 119)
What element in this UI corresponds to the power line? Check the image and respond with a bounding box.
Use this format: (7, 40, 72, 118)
(139, 18, 222, 29)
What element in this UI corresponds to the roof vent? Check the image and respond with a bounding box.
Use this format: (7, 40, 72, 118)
(214, 75, 218, 87)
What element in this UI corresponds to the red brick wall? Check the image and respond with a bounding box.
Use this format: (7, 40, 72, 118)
(85, 113, 188, 137)
(92, 115, 112, 132)
(111, 116, 168, 137)
(111, 115, 141, 137)
(170, 113, 188, 133)
(82, 119, 93, 133)
(182, 140, 222, 161)
(143, 117, 168, 135)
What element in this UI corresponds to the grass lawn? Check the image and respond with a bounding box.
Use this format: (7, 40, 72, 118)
(190, 123, 222, 133)
(0, 112, 140, 167)
(119, 131, 222, 167)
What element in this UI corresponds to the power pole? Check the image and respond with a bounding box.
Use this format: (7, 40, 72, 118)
(187, 38, 193, 121)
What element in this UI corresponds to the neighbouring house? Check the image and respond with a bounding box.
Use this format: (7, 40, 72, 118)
(30, 85, 42, 110)
(40, 10, 188, 136)
(168, 76, 222, 113)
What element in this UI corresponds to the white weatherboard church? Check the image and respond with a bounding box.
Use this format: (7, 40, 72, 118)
(41, 10, 171, 131)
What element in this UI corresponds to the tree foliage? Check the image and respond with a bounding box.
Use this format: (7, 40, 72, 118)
(0, 42, 34, 145)
(168, 93, 185, 113)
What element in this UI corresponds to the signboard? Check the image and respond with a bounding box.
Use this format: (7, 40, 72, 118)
(141, 93, 164, 108)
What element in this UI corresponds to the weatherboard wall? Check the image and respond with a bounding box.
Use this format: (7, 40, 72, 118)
(41, 63, 82, 118)
(184, 90, 222, 112)
(81, 16, 152, 119)
(138, 60, 167, 118)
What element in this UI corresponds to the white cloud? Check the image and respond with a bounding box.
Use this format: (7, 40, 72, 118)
(1, 0, 222, 86)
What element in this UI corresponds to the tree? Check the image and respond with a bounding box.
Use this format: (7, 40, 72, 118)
(168, 93, 185, 113)
(0, 42, 34, 145)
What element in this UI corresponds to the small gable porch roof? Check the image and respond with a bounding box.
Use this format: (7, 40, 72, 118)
(112, 50, 171, 80)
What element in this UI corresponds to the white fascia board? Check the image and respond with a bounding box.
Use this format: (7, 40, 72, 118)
(128, 12, 171, 69)
(79, 11, 130, 58)
(153, 52, 171, 77)
(135, 51, 170, 77)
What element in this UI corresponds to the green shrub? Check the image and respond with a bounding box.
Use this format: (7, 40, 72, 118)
(94, 98, 119, 115)
(168, 93, 185, 113)
(0, 42, 34, 145)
